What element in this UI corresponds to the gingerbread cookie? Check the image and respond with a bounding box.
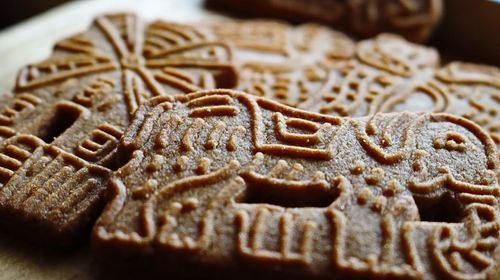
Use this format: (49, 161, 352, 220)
(0, 13, 237, 244)
(432, 62, 500, 147)
(94, 89, 499, 280)
(221, 30, 439, 113)
(206, 0, 443, 43)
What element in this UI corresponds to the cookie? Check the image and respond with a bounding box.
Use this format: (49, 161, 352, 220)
(298, 46, 500, 150)
(204, 20, 356, 107)
(205, 22, 440, 109)
(206, 0, 443, 43)
(204, 29, 439, 115)
(0, 13, 237, 244)
(93, 89, 499, 280)
(231, 30, 440, 112)
(432, 62, 500, 146)
(296, 33, 442, 116)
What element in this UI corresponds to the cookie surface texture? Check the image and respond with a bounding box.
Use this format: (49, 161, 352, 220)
(205, 20, 356, 107)
(0, 13, 237, 243)
(298, 36, 500, 151)
(94, 89, 500, 280)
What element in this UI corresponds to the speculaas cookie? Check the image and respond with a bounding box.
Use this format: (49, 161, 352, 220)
(93, 89, 499, 280)
(221, 30, 439, 113)
(296, 33, 439, 117)
(204, 20, 356, 107)
(206, 0, 443, 43)
(206, 22, 440, 111)
(0, 13, 237, 244)
(432, 62, 500, 147)
(298, 44, 500, 150)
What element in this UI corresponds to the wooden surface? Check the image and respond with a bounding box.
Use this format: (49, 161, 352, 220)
(0, 0, 224, 279)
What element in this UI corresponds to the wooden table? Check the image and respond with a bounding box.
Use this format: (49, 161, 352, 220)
(0, 0, 225, 279)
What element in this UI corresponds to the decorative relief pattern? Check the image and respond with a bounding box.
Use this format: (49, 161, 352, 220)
(94, 89, 499, 280)
(295, 35, 499, 154)
(206, 20, 357, 107)
(17, 13, 237, 117)
(0, 13, 238, 243)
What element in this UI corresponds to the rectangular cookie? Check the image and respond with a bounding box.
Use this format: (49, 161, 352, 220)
(198, 23, 443, 118)
(93, 89, 499, 280)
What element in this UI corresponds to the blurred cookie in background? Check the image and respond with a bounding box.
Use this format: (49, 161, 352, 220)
(203, 20, 356, 106)
(205, 0, 443, 43)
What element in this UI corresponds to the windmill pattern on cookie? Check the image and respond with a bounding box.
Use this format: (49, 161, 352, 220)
(297, 33, 440, 115)
(94, 90, 499, 280)
(17, 13, 237, 116)
(0, 13, 237, 242)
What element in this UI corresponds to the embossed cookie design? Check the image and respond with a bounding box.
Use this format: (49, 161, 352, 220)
(0, 13, 237, 243)
(432, 63, 500, 147)
(223, 31, 439, 110)
(298, 33, 440, 116)
(94, 89, 499, 280)
(299, 37, 500, 151)
(206, 20, 356, 107)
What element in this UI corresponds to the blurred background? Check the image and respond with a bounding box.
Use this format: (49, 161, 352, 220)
(1, 0, 499, 64)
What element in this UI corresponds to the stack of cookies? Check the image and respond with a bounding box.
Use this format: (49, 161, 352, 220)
(0, 10, 498, 280)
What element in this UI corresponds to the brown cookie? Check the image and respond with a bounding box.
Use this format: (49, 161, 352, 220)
(0, 13, 237, 244)
(93, 89, 499, 280)
(433, 62, 500, 146)
(216, 30, 440, 115)
(297, 33, 442, 116)
(206, 0, 443, 43)
(203, 22, 440, 112)
(298, 42, 500, 151)
(204, 20, 356, 107)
